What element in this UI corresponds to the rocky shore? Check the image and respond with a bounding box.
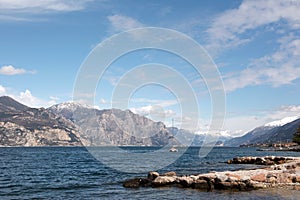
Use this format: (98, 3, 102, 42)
(123, 156, 300, 191)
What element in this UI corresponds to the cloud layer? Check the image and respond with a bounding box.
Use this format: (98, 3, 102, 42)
(108, 14, 144, 32)
(0, 0, 93, 12)
(205, 0, 300, 92)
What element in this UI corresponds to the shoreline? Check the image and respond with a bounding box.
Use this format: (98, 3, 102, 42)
(123, 156, 300, 191)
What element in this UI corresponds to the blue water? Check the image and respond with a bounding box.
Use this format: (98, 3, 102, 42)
(1, 147, 300, 199)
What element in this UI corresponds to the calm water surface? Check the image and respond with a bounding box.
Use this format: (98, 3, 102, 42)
(1, 147, 300, 199)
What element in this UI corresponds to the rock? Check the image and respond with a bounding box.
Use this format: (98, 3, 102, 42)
(163, 171, 176, 177)
(226, 173, 241, 182)
(177, 176, 194, 187)
(192, 180, 209, 190)
(292, 175, 300, 183)
(123, 178, 141, 188)
(267, 176, 277, 184)
(250, 181, 266, 189)
(240, 175, 251, 182)
(123, 157, 300, 192)
(238, 182, 248, 191)
(265, 160, 275, 165)
(123, 178, 151, 188)
(295, 176, 300, 183)
(274, 157, 286, 164)
(190, 175, 199, 181)
(256, 157, 266, 165)
(152, 176, 176, 187)
(215, 181, 239, 190)
(214, 174, 228, 184)
(227, 156, 291, 165)
(251, 173, 266, 182)
(148, 171, 159, 180)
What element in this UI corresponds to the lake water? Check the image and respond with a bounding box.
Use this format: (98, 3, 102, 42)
(1, 147, 300, 199)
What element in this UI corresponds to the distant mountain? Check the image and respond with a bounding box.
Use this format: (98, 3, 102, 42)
(0, 96, 237, 147)
(49, 102, 179, 146)
(0, 96, 81, 146)
(225, 117, 300, 147)
(167, 127, 232, 146)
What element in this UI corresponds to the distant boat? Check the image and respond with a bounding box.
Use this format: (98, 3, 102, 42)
(169, 147, 178, 152)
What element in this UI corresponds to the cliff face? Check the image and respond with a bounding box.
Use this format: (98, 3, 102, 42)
(0, 96, 82, 146)
(0, 96, 179, 146)
(49, 104, 178, 146)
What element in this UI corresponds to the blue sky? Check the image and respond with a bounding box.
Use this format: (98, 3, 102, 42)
(0, 0, 299, 136)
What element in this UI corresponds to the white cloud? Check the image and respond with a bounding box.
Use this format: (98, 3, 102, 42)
(223, 105, 300, 137)
(107, 14, 143, 32)
(0, 85, 6, 95)
(0, 0, 93, 12)
(0, 14, 31, 21)
(0, 0, 94, 21)
(224, 36, 300, 92)
(267, 105, 300, 121)
(48, 96, 59, 106)
(15, 89, 60, 108)
(130, 105, 176, 122)
(0, 65, 31, 75)
(130, 98, 178, 107)
(17, 89, 39, 107)
(207, 0, 300, 92)
(100, 98, 106, 104)
(206, 0, 300, 52)
(0, 84, 58, 108)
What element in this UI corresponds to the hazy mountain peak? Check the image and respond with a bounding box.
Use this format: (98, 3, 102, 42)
(50, 101, 93, 112)
(264, 116, 299, 127)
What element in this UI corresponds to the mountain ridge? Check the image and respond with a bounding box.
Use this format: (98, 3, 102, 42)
(0, 96, 82, 146)
(0, 96, 180, 146)
(1, 96, 298, 147)
(225, 117, 300, 147)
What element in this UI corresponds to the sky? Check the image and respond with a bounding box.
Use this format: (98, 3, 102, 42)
(0, 0, 300, 136)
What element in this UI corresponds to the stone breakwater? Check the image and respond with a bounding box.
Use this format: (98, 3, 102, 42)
(123, 156, 300, 191)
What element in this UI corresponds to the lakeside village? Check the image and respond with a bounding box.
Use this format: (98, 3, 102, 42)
(239, 125, 300, 151)
(240, 142, 300, 151)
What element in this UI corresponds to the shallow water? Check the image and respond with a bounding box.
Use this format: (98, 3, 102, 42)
(1, 146, 300, 199)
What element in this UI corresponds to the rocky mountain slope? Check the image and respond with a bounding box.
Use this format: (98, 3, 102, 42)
(225, 117, 300, 147)
(0, 96, 82, 146)
(49, 103, 179, 146)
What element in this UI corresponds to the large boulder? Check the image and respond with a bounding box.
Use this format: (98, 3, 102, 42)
(152, 176, 176, 187)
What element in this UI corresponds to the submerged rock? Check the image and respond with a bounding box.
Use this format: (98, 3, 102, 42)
(123, 178, 151, 188)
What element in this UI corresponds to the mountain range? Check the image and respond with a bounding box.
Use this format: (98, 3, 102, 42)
(0, 95, 299, 147)
(225, 117, 300, 147)
(0, 96, 81, 146)
(0, 96, 180, 146)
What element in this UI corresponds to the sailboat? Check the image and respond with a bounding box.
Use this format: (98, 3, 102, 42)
(169, 146, 178, 152)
